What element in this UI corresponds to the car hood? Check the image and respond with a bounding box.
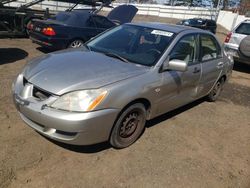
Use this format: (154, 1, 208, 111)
(23, 49, 148, 95)
(107, 5, 138, 24)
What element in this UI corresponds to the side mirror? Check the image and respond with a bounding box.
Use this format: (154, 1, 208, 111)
(161, 58, 188, 72)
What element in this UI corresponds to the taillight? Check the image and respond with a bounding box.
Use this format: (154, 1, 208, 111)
(42, 27, 56, 36)
(27, 22, 33, 30)
(225, 32, 232, 43)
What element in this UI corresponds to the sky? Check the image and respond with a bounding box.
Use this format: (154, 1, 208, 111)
(155, 0, 241, 7)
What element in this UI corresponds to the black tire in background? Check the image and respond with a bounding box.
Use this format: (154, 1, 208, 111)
(239, 35, 250, 58)
(68, 39, 84, 48)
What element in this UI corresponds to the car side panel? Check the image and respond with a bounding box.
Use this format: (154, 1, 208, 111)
(228, 33, 247, 47)
(198, 58, 223, 97)
(67, 26, 103, 43)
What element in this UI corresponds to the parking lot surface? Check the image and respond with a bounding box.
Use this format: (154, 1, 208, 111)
(1, 16, 250, 188)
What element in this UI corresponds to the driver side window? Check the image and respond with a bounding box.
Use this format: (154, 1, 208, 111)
(169, 35, 198, 65)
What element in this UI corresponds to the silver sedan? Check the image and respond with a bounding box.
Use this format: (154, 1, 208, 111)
(13, 23, 233, 148)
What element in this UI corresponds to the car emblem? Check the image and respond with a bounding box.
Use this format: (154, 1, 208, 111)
(35, 27, 41, 32)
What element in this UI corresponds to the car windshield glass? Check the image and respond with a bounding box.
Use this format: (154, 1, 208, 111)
(187, 19, 205, 25)
(87, 24, 175, 66)
(236, 23, 250, 35)
(50, 12, 89, 27)
(50, 12, 71, 22)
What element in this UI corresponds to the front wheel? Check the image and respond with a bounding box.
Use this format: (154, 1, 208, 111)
(207, 78, 225, 102)
(110, 103, 146, 149)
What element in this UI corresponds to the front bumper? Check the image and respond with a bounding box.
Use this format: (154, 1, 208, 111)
(12, 76, 120, 145)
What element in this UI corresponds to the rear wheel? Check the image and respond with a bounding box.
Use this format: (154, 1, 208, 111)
(110, 103, 146, 149)
(239, 36, 250, 57)
(207, 78, 225, 102)
(68, 39, 84, 48)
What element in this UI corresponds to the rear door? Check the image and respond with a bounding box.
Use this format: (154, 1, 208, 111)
(197, 34, 224, 97)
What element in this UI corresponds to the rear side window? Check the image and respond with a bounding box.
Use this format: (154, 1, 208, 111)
(200, 34, 221, 61)
(92, 16, 115, 29)
(235, 23, 250, 35)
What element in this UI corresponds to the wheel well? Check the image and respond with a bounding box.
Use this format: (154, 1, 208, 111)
(67, 38, 85, 47)
(119, 98, 151, 120)
(108, 98, 151, 141)
(220, 75, 227, 82)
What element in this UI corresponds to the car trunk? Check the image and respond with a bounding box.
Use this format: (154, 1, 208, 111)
(107, 4, 138, 24)
(30, 19, 63, 35)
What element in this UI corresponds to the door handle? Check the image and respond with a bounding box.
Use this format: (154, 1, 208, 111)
(193, 67, 200, 74)
(217, 62, 224, 68)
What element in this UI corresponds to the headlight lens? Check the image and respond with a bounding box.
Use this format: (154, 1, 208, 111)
(50, 90, 107, 112)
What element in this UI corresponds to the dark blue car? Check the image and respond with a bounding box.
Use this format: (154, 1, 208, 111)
(28, 5, 138, 49)
(177, 18, 217, 34)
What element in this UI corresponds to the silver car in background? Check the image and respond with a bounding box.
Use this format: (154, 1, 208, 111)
(13, 23, 233, 148)
(224, 19, 250, 65)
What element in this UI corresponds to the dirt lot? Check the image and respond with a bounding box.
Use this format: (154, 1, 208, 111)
(0, 15, 250, 188)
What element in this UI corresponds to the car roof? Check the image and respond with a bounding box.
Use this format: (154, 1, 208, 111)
(126, 22, 201, 34)
(57, 10, 91, 17)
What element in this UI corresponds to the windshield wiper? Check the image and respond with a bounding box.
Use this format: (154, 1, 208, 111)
(104, 52, 130, 63)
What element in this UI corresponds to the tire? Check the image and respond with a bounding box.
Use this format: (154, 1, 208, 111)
(207, 78, 225, 102)
(110, 103, 146, 149)
(239, 36, 250, 58)
(68, 39, 84, 48)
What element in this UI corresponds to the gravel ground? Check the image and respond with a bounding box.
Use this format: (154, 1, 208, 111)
(0, 15, 250, 188)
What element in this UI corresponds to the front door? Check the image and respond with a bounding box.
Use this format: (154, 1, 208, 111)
(156, 34, 201, 115)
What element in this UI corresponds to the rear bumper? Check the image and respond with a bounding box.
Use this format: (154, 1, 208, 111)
(29, 32, 68, 49)
(224, 44, 250, 65)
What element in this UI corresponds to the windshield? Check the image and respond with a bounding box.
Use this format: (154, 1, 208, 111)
(49, 12, 89, 27)
(186, 19, 205, 26)
(87, 24, 175, 66)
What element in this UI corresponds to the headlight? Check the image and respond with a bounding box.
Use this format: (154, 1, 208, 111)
(50, 89, 107, 112)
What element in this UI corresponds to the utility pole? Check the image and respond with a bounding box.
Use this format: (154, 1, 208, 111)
(215, 0, 222, 21)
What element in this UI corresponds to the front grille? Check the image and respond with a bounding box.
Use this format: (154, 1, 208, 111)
(22, 77, 52, 100)
(32, 86, 51, 100)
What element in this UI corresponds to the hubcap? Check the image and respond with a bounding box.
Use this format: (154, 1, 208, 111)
(119, 112, 140, 138)
(70, 40, 83, 48)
